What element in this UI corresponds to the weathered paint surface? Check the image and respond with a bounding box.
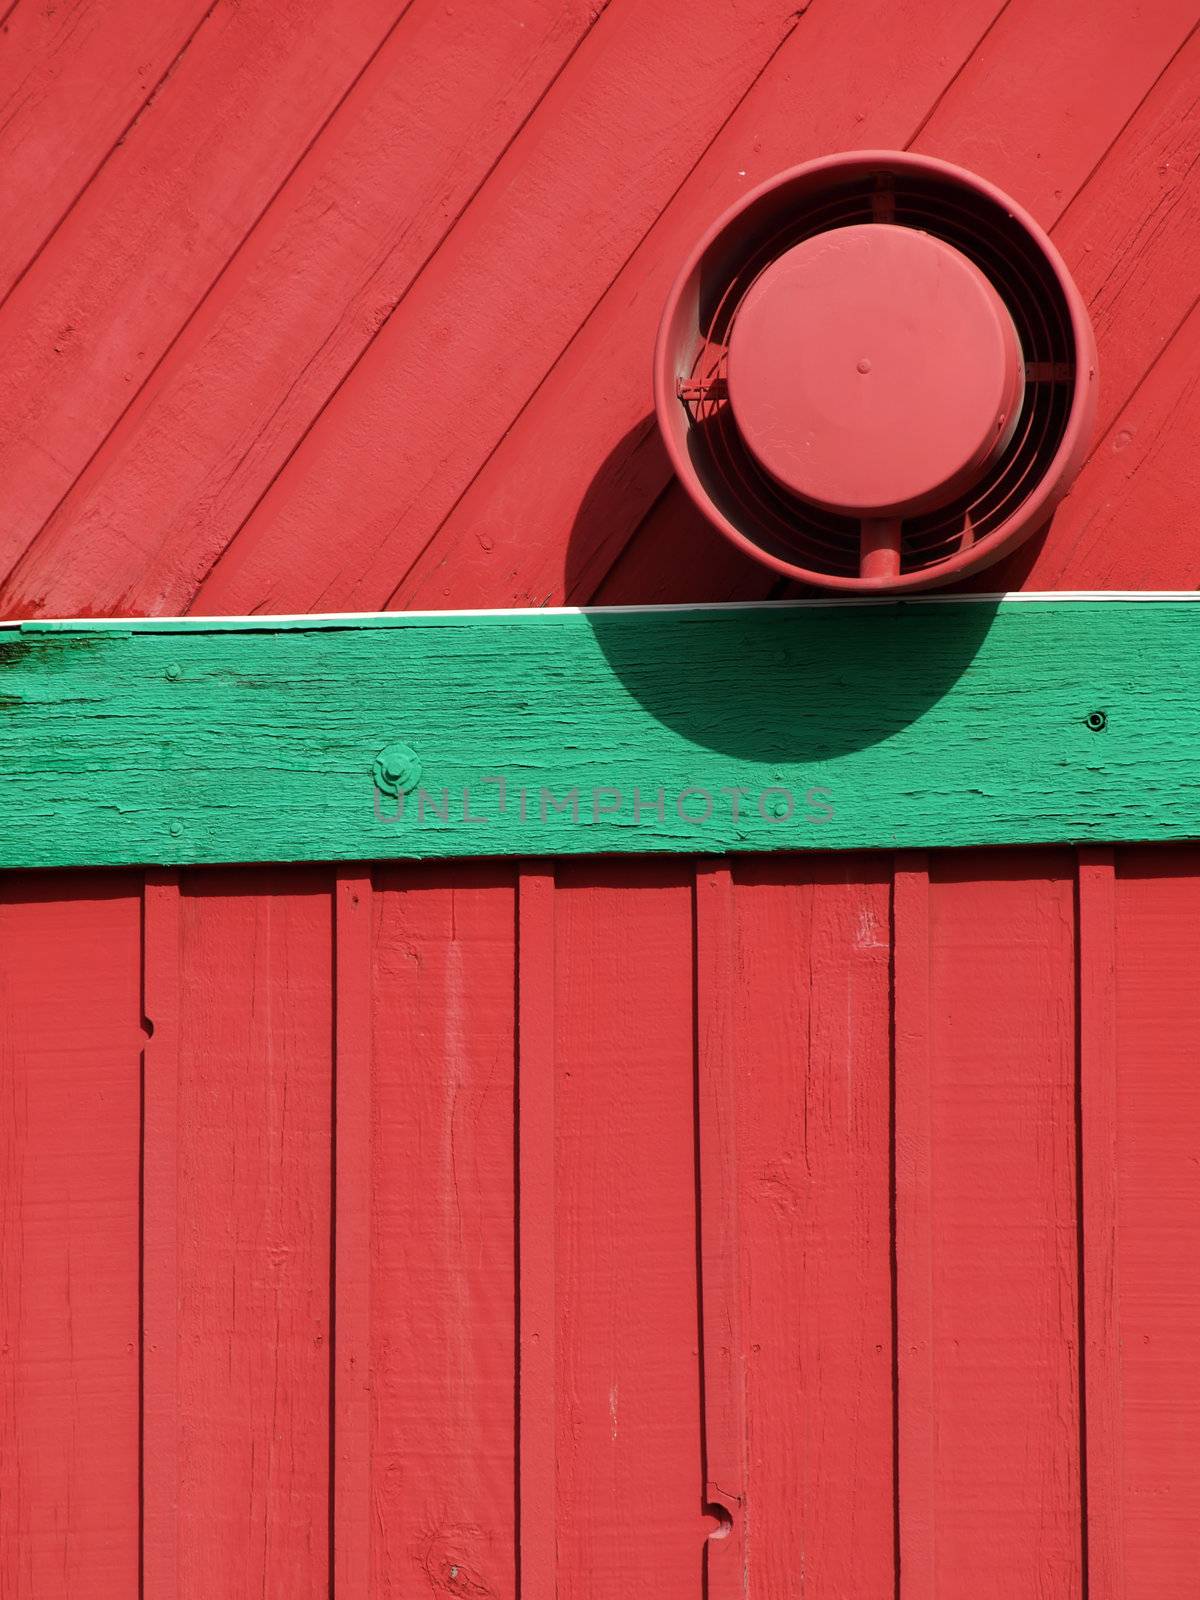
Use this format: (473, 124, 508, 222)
(2, 1, 1200, 620)
(5, 851, 1200, 1597)
(2, 599, 1200, 867)
(4, 1, 1200, 1595)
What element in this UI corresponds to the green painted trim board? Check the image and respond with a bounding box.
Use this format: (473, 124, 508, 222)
(0, 598, 1196, 869)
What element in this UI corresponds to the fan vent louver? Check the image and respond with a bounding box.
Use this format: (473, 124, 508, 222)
(655, 152, 1098, 591)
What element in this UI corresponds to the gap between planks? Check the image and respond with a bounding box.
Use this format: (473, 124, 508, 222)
(141, 870, 181, 1600)
(1078, 847, 1125, 1599)
(694, 860, 748, 1598)
(517, 866, 556, 1600)
(333, 871, 374, 1595)
(892, 855, 934, 1597)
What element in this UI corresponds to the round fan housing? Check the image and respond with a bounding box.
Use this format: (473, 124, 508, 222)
(654, 151, 1098, 591)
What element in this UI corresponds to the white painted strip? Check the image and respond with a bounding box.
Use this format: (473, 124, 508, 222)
(2, 591, 1199, 631)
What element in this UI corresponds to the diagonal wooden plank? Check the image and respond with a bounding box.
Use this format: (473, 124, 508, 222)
(0, 0, 610, 621)
(1055, 22, 1200, 442)
(964, 24, 1200, 589)
(377, 0, 1194, 614)
(911, 0, 1199, 228)
(182, 0, 818, 617)
(1015, 292, 1200, 588)
(0, 0, 216, 302)
(359, 0, 1009, 615)
(0, 0, 403, 595)
(591, 481, 775, 606)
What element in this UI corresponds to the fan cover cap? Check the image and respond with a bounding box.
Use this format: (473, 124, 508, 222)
(655, 151, 1098, 592)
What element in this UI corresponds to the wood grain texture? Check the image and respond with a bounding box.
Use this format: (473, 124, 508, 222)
(369, 862, 517, 1598)
(0, 0, 401, 594)
(188, 0, 803, 616)
(5, 848, 1200, 1595)
(922, 853, 1082, 1596)
(724, 855, 895, 1596)
(0, 0, 1194, 618)
(0, 0, 605, 620)
(963, 21, 1200, 592)
(1019, 296, 1200, 592)
(553, 861, 703, 1598)
(592, 484, 775, 607)
(406, 0, 1192, 616)
(893, 855, 936, 1596)
(333, 872, 373, 1597)
(0, 0, 215, 302)
(0, 0, 1193, 622)
(2, 601, 1200, 867)
(0, 874, 143, 1597)
(1079, 848, 1124, 1600)
(911, 0, 1198, 228)
(1109, 850, 1200, 1596)
(1053, 25, 1200, 446)
(4, 4, 1200, 1593)
(518, 867, 557, 1600)
(694, 862, 747, 1599)
(387, 0, 1005, 613)
(141, 871, 182, 1600)
(173, 868, 333, 1596)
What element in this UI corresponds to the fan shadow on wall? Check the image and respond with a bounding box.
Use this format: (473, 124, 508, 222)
(565, 418, 1006, 763)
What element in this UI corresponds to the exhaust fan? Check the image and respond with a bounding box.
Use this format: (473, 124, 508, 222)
(655, 151, 1097, 591)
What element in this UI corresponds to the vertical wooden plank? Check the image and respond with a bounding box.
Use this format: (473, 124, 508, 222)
(370, 862, 517, 1598)
(334, 872, 373, 1598)
(694, 862, 745, 1599)
(554, 861, 703, 1599)
(518, 867, 556, 1600)
(1110, 849, 1200, 1597)
(920, 852, 1082, 1597)
(1078, 849, 1124, 1600)
(893, 855, 936, 1597)
(727, 855, 895, 1598)
(0, 874, 143, 1597)
(175, 867, 333, 1597)
(142, 870, 181, 1600)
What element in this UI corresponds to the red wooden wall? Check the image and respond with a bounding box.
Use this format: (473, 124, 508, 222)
(1, 0, 1199, 617)
(4, 853, 1200, 1596)
(3, 1, 1200, 1595)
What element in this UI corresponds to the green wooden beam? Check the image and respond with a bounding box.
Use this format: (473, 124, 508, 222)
(0, 598, 1197, 870)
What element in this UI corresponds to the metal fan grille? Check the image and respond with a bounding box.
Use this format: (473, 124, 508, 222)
(674, 171, 1077, 581)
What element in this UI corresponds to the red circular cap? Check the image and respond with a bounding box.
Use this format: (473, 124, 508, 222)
(725, 223, 1024, 517)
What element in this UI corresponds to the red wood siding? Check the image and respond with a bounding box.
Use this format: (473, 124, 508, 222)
(2, 851, 1199, 1596)
(0, 880, 143, 1595)
(0, 1, 1198, 617)
(4, 3, 1200, 1596)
